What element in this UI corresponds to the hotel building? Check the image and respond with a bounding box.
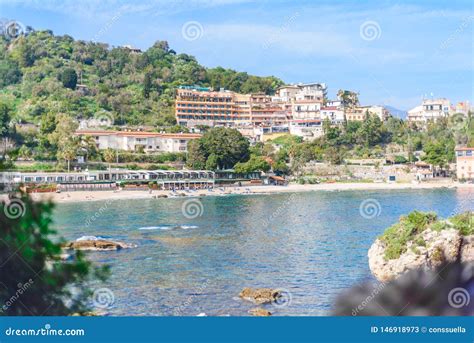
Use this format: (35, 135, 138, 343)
(75, 130, 201, 153)
(455, 147, 474, 180)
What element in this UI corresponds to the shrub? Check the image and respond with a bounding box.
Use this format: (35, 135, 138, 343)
(0, 193, 108, 315)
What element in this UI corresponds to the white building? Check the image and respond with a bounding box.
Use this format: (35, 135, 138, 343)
(289, 120, 324, 140)
(75, 130, 201, 153)
(408, 98, 451, 123)
(320, 106, 345, 124)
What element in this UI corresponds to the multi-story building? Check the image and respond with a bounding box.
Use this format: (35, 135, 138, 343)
(345, 105, 389, 122)
(175, 86, 238, 127)
(320, 105, 345, 125)
(75, 130, 201, 153)
(408, 98, 451, 123)
(455, 147, 474, 180)
(175, 86, 288, 127)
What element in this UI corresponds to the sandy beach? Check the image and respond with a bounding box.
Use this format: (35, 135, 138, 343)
(11, 181, 472, 204)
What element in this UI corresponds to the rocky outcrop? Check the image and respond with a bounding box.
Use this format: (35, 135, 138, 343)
(239, 288, 280, 304)
(64, 239, 136, 251)
(368, 229, 473, 282)
(249, 308, 272, 316)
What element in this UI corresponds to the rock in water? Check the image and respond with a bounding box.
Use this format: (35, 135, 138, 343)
(239, 288, 280, 304)
(64, 239, 136, 251)
(368, 229, 473, 282)
(249, 308, 272, 316)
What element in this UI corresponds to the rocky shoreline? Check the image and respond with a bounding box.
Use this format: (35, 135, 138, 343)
(368, 212, 474, 282)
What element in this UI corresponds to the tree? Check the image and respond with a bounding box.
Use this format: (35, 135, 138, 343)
(0, 193, 108, 315)
(103, 148, 116, 170)
(197, 127, 250, 170)
(47, 114, 78, 171)
(234, 155, 271, 173)
(337, 89, 359, 108)
(0, 102, 12, 137)
(80, 135, 98, 162)
(143, 72, 152, 99)
(422, 141, 453, 170)
(186, 140, 206, 169)
(61, 68, 77, 89)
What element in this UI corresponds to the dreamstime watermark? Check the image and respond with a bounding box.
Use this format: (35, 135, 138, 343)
(181, 21, 204, 41)
(1, 20, 25, 39)
(84, 200, 113, 227)
(92, 11, 122, 43)
(0, 279, 34, 314)
(449, 113, 469, 133)
(359, 198, 382, 219)
(351, 282, 386, 316)
(174, 279, 210, 315)
(262, 12, 300, 49)
(447, 287, 470, 309)
(359, 21, 382, 41)
(271, 289, 292, 308)
(92, 288, 115, 309)
(181, 198, 204, 219)
(3, 197, 26, 220)
(437, 15, 474, 53)
(92, 110, 114, 127)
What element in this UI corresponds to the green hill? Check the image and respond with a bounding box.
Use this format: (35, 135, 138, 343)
(0, 28, 283, 128)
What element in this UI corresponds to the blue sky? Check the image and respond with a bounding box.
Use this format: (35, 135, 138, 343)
(1, 0, 473, 110)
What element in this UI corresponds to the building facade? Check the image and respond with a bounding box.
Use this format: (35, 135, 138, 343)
(0, 170, 215, 191)
(75, 130, 201, 153)
(408, 98, 451, 123)
(455, 147, 474, 180)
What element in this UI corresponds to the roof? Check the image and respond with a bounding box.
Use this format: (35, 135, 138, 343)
(455, 147, 474, 151)
(269, 175, 285, 181)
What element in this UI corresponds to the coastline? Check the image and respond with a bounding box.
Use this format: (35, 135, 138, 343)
(10, 181, 473, 204)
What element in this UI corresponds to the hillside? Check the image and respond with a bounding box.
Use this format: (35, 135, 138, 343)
(0, 28, 283, 128)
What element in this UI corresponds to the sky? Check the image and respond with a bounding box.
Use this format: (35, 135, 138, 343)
(0, 0, 473, 110)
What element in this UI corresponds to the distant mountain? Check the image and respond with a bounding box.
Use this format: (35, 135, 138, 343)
(385, 106, 408, 119)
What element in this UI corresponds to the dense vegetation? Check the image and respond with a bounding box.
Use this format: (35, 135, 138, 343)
(0, 29, 282, 164)
(380, 211, 473, 260)
(0, 193, 108, 315)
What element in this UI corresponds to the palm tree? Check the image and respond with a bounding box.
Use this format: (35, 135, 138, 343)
(80, 135, 97, 162)
(103, 148, 116, 171)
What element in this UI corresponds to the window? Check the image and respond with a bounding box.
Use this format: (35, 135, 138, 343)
(467, 150, 473, 156)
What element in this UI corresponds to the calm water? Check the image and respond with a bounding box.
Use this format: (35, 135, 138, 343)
(52, 188, 473, 316)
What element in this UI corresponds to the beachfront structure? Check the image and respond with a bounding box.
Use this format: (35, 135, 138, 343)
(455, 147, 474, 180)
(75, 130, 201, 153)
(0, 169, 215, 191)
(408, 98, 451, 123)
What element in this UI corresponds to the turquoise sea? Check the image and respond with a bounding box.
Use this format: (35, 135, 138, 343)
(52, 188, 473, 316)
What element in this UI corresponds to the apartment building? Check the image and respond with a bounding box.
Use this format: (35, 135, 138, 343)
(345, 105, 389, 122)
(320, 105, 345, 125)
(455, 147, 474, 180)
(75, 130, 201, 153)
(408, 98, 451, 123)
